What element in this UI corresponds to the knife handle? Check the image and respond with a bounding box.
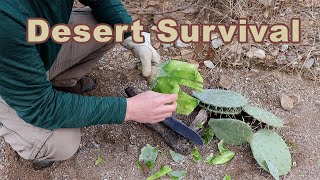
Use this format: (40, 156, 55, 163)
(125, 87, 138, 97)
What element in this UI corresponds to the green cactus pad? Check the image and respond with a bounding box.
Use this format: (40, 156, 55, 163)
(151, 60, 204, 115)
(243, 105, 284, 128)
(209, 118, 253, 145)
(250, 129, 292, 176)
(200, 104, 242, 115)
(193, 89, 248, 109)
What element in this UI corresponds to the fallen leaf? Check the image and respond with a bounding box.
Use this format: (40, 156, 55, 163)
(138, 144, 158, 171)
(169, 171, 187, 180)
(223, 175, 232, 180)
(95, 156, 105, 166)
(203, 128, 214, 145)
(191, 147, 202, 162)
(169, 150, 184, 162)
(204, 151, 235, 165)
(205, 140, 235, 165)
(146, 166, 172, 180)
(218, 140, 228, 154)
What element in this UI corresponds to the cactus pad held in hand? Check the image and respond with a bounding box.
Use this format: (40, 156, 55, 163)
(250, 129, 292, 176)
(243, 105, 284, 128)
(209, 118, 253, 145)
(152, 60, 203, 115)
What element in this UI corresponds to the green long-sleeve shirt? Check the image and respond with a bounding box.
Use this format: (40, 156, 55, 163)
(0, 0, 133, 129)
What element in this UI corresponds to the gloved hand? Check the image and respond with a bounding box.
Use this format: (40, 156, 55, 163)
(122, 32, 160, 77)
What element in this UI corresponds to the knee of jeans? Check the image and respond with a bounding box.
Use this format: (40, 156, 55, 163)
(37, 128, 81, 161)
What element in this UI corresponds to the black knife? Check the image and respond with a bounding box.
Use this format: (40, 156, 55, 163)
(125, 87, 204, 146)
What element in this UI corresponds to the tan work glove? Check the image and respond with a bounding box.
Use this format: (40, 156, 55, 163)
(122, 32, 160, 77)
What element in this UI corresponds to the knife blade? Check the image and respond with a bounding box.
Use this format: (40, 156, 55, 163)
(125, 87, 204, 145)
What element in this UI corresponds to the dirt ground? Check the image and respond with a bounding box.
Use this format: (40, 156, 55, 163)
(1, 0, 320, 179)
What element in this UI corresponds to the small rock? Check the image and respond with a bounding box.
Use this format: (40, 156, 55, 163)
(281, 94, 294, 111)
(303, 58, 315, 68)
(280, 44, 289, 52)
(292, 161, 297, 167)
(0, 164, 3, 170)
(99, 67, 104, 70)
(203, 60, 215, 69)
(219, 75, 233, 89)
(253, 49, 266, 59)
(211, 38, 224, 49)
(246, 50, 254, 58)
(175, 39, 191, 48)
(250, 69, 260, 73)
(147, 0, 158, 6)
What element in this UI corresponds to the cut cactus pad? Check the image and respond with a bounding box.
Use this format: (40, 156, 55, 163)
(152, 60, 204, 115)
(243, 105, 284, 128)
(250, 129, 292, 176)
(209, 119, 253, 145)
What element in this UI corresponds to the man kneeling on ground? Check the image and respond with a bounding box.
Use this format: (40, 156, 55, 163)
(0, 0, 177, 168)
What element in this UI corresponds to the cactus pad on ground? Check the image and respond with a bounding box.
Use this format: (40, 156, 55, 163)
(193, 89, 248, 115)
(243, 105, 284, 128)
(209, 118, 253, 145)
(250, 129, 292, 176)
(200, 103, 242, 115)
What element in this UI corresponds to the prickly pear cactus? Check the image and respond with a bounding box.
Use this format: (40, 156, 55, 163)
(243, 105, 284, 128)
(193, 89, 248, 115)
(209, 118, 253, 145)
(250, 129, 292, 176)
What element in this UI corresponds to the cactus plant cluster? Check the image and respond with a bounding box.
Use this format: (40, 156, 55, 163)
(193, 89, 292, 178)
